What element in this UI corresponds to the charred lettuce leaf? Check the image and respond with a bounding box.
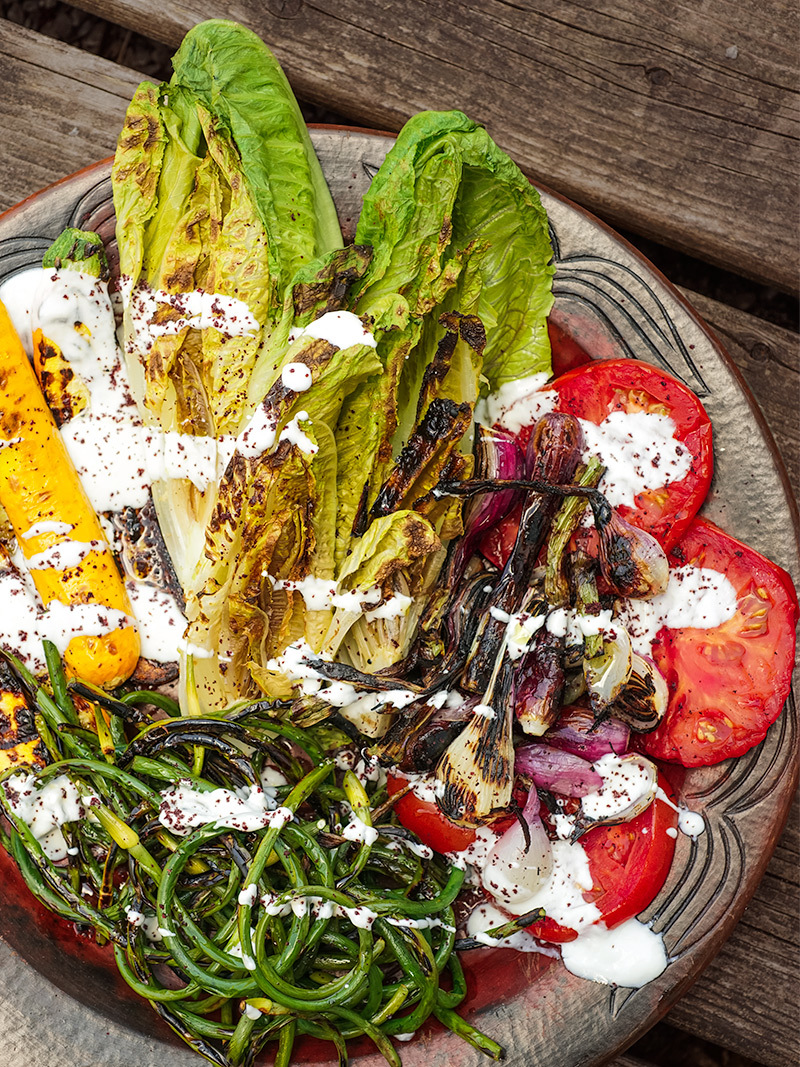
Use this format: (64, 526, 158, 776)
(112, 21, 344, 589)
(170, 19, 342, 270)
(184, 329, 382, 709)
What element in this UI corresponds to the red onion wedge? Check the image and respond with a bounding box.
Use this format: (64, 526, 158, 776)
(542, 705, 630, 762)
(515, 743, 603, 797)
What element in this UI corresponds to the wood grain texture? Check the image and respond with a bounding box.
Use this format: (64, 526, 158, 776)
(66, 0, 800, 292)
(665, 789, 800, 1067)
(0, 19, 140, 211)
(667, 290, 799, 1064)
(681, 287, 800, 495)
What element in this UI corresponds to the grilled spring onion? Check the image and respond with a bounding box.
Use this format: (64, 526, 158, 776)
(610, 653, 669, 732)
(0, 651, 503, 1067)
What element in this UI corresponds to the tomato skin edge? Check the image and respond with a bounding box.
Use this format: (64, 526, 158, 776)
(549, 358, 714, 552)
(579, 775, 679, 931)
(636, 518, 799, 767)
(386, 771, 478, 853)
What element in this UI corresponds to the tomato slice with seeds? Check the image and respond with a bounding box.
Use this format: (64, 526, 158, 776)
(388, 769, 680, 940)
(637, 518, 799, 766)
(579, 774, 678, 929)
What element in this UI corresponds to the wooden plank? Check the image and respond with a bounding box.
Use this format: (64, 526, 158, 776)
(0, 19, 141, 212)
(64, 0, 799, 293)
(663, 293, 799, 1065)
(666, 789, 800, 1067)
(680, 288, 800, 494)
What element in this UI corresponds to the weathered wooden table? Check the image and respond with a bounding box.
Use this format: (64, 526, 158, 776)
(0, 4, 797, 1066)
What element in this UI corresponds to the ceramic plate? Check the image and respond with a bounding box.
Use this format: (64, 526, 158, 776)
(0, 129, 797, 1067)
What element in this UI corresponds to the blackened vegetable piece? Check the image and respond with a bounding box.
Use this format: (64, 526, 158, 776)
(589, 492, 669, 599)
(611, 654, 669, 732)
(0, 657, 46, 772)
(368, 397, 473, 522)
(461, 412, 584, 694)
(514, 627, 566, 736)
(436, 656, 516, 825)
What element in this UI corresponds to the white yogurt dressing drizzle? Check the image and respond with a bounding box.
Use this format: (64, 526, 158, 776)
(288, 310, 377, 350)
(477, 373, 693, 511)
(280, 362, 313, 391)
(25, 539, 107, 571)
(2, 772, 99, 861)
(617, 565, 738, 655)
(580, 753, 657, 823)
(560, 918, 668, 986)
(123, 581, 187, 662)
(264, 576, 412, 620)
(656, 786, 706, 839)
(123, 280, 259, 353)
(158, 780, 292, 836)
(0, 266, 50, 356)
(460, 747, 698, 987)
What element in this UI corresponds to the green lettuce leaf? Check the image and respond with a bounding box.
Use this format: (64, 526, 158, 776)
(112, 27, 348, 594)
(324, 509, 441, 668)
(353, 109, 555, 392)
(170, 19, 342, 275)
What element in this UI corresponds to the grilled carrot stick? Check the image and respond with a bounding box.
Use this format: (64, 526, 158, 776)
(0, 298, 139, 687)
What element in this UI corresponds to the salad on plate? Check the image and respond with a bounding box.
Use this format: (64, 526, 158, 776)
(0, 18, 796, 1067)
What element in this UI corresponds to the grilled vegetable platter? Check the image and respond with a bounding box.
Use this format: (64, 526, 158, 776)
(0, 19, 796, 1067)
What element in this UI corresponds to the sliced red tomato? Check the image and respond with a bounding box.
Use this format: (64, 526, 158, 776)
(579, 775, 678, 929)
(636, 518, 798, 767)
(549, 359, 713, 551)
(525, 915, 578, 943)
(386, 771, 477, 853)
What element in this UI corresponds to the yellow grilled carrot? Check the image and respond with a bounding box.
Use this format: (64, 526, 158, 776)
(0, 656, 46, 773)
(0, 298, 139, 687)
